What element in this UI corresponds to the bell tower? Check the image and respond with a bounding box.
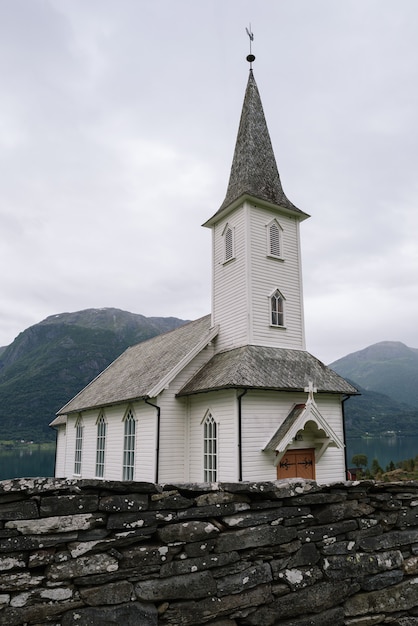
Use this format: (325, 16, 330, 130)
(203, 54, 309, 353)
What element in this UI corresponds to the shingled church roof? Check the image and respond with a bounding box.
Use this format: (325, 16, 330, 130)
(178, 344, 358, 396)
(53, 315, 216, 418)
(204, 70, 308, 226)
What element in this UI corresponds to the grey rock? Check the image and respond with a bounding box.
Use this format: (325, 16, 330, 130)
(161, 584, 273, 625)
(345, 576, 418, 616)
(40, 494, 98, 516)
(80, 580, 133, 605)
(61, 601, 157, 626)
(135, 570, 216, 601)
(245, 580, 359, 624)
(99, 493, 148, 512)
(158, 520, 220, 543)
(359, 529, 418, 551)
(214, 524, 297, 553)
(298, 519, 358, 543)
(119, 543, 182, 569)
(47, 553, 118, 581)
(216, 563, 272, 596)
(271, 606, 345, 626)
(361, 568, 404, 591)
(160, 551, 239, 577)
(177, 502, 250, 520)
(323, 550, 403, 579)
(106, 511, 158, 532)
(0, 500, 39, 520)
(221, 506, 310, 528)
(150, 490, 192, 510)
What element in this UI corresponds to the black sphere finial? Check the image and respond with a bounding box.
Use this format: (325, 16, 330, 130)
(245, 25, 255, 69)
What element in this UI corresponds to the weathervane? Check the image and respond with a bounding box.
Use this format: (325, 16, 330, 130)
(245, 24, 255, 68)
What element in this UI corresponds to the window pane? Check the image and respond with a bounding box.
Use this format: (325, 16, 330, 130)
(203, 413, 217, 482)
(123, 410, 136, 481)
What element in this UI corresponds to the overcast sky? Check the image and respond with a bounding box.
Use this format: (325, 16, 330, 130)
(1, 0, 418, 364)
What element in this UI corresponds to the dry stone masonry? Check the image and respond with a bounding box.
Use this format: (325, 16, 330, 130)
(0, 478, 417, 625)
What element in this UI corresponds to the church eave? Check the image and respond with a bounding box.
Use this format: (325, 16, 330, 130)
(202, 192, 310, 228)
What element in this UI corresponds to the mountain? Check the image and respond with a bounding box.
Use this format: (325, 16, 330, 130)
(0, 309, 187, 442)
(330, 341, 418, 407)
(330, 341, 418, 436)
(341, 380, 418, 437)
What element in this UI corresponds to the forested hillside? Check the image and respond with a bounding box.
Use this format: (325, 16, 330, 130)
(0, 309, 187, 441)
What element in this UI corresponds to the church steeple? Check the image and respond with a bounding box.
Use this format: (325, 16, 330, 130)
(220, 69, 300, 213)
(207, 61, 308, 353)
(205, 69, 308, 227)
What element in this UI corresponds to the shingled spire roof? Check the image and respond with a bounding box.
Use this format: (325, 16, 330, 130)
(205, 69, 308, 225)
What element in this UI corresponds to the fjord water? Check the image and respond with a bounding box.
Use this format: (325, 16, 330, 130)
(346, 435, 418, 470)
(0, 445, 55, 480)
(0, 437, 416, 480)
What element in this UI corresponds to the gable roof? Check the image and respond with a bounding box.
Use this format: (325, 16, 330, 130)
(204, 70, 309, 226)
(178, 345, 358, 396)
(263, 400, 344, 453)
(52, 315, 217, 419)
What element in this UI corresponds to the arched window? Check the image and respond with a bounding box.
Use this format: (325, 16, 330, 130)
(267, 220, 283, 258)
(203, 412, 217, 482)
(223, 223, 234, 263)
(95, 412, 107, 478)
(271, 289, 285, 327)
(74, 416, 83, 475)
(123, 408, 136, 481)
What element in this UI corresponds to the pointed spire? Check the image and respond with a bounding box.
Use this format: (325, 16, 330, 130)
(218, 70, 303, 215)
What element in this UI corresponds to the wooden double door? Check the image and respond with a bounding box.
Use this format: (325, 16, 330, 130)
(277, 448, 315, 480)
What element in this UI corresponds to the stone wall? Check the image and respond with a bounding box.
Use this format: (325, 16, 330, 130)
(0, 478, 417, 625)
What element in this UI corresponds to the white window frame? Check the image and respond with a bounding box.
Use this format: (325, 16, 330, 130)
(74, 416, 83, 476)
(222, 223, 235, 264)
(270, 288, 286, 327)
(123, 408, 136, 481)
(266, 219, 283, 260)
(95, 412, 107, 478)
(202, 411, 218, 482)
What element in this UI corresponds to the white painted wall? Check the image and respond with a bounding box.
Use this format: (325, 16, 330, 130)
(211, 200, 305, 353)
(240, 390, 346, 483)
(54, 425, 66, 478)
(249, 205, 305, 350)
(188, 390, 238, 482)
(212, 205, 249, 351)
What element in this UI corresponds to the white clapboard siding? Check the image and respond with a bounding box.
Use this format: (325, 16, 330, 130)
(211, 201, 305, 352)
(249, 205, 305, 349)
(240, 390, 346, 483)
(54, 426, 66, 478)
(212, 205, 249, 351)
(188, 390, 238, 482)
(157, 343, 217, 482)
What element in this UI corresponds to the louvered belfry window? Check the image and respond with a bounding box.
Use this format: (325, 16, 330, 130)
(74, 418, 83, 475)
(271, 290, 284, 326)
(95, 413, 106, 478)
(123, 409, 136, 481)
(269, 222, 281, 257)
(225, 226, 233, 262)
(204, 413, 217, 482)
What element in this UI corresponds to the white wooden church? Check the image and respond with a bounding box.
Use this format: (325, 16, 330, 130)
(51, 60, 357, 484)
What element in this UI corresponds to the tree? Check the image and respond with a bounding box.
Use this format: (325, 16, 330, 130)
(351, 454, 368, 469)
(370, 458, 383, 478)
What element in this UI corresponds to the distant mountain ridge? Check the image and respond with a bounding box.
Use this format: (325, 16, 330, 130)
(0, 308, 188, 442)
(330, 341, 418, 436)
(330, 341, 418, 408)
